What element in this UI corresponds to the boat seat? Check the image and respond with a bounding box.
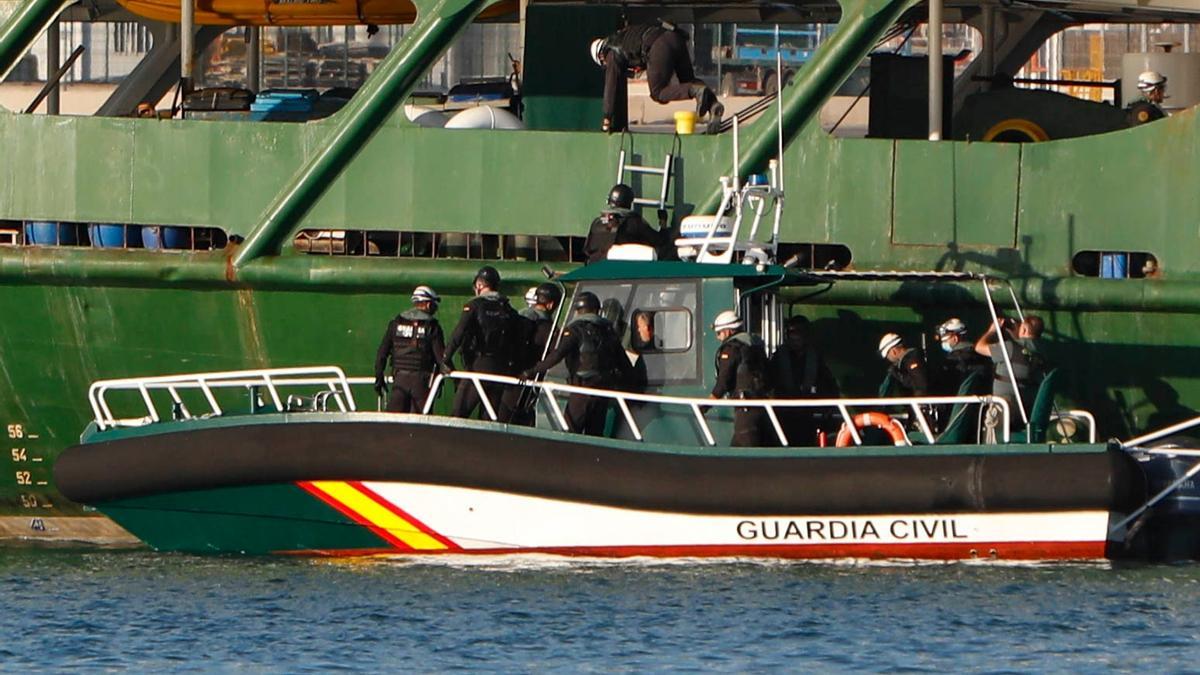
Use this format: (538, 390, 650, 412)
(934, 371, 988, 445)
(1009, 368, 1061, 444)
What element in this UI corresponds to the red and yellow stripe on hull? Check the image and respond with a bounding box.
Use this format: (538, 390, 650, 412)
(299, 481, 459, 552)
(296, 481, 1115, 561)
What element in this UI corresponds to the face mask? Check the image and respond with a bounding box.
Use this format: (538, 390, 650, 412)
(940, 341, 953, 353)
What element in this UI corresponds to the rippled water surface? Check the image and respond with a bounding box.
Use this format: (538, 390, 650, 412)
(3, 550, 1199, 671)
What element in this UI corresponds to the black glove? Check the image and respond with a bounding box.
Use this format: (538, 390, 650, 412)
(439, 362, 453, 375)
(521, 369, 537, 381)
(601, 117, 612, 133)
(373, 377, 387, 397)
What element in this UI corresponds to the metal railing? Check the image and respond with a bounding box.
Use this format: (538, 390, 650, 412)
(89, 366, 357, 430)
(423, 371, 1012, 446)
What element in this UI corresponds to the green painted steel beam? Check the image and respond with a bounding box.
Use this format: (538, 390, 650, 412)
(0, 0, 71, 85)
(696, 0, 921, 216)
(231, 0, 504, 269)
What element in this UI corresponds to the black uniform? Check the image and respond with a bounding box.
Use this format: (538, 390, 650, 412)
(503, 306, 555, 426)
(584, 208, 670, 263)
(444, 291, 520, 420)
(374, 308, 445, 413)
(1126, 98, 1165, 126)
(768, 344, 838, 446)
(936, 343, 991, 394)
(883, 348, 930, 397)
(712, 332, 771, 447)
(602, 24, 699, 132)
(528, 314, 631, 436)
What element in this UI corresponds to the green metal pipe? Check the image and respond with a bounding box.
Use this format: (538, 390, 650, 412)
(696, 0, 920, 216)
(0, 0, 71, 85)
(231, 0, 502, 270)
(5, 248, 1200, 314)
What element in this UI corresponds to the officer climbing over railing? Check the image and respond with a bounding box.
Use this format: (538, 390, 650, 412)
(589, 22, 723, 133)
(523, 291, 631, 436)
(374, 285, 445, 413)
(443, 266, 521, 420)
(708, 310, 771, 447)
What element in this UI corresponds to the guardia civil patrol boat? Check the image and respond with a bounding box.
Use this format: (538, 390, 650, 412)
(7, 0, 1200, 546)
(53, 170, 1200, 561)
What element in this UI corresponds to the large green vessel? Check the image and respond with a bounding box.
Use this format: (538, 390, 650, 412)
(2, 0, 1200, 544)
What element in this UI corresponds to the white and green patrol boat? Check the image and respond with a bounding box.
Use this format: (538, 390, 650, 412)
(54, 257, 1200, 560)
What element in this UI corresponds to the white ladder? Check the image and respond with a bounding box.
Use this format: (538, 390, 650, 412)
(615, 149, 675, 210)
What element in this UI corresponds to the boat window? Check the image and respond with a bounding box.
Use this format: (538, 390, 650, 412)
(1071, 251, 1159, 278)
(14, 21, 155, 115)
(292, 229, 588, 262)
(628, 281, 700, 385)
(14, 222, 228, 251)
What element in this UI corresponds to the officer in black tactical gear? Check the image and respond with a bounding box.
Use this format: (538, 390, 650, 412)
(374, 285, 446, 413)
(709, 310, 771, 447)
(878, 332, 930, 397)
(443, 265, 520, 420)
(524, 291, 631, 436)
(590, 23, 723, 133)
(503, 282, 563, 426)
(768, 315, 838, 445)
(932, 317, 991, 394)
(584, 184, 671, 263)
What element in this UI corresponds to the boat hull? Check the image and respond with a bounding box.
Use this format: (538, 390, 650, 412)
(56, 415, 1145, 559)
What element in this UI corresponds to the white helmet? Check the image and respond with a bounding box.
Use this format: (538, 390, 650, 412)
(878, 333, 902, 359)
(524, 286, 538, 308)
(936, 317, 967, 338)
(411, 285, 440, 305)
(590, 38, 607, 67)
(1137, 70, 1167, 92)
(712, 310, 743, 332)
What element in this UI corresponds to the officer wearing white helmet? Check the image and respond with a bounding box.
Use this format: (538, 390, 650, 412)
(589, 23, 723, 133)
(709, 310, 770, 447)
(505, 283, 563, 426)
(878, 332, 929, 397)
(374, 285, 446, 413)
(934, 318, 991, 390)
(1127, 70, 1167, 126)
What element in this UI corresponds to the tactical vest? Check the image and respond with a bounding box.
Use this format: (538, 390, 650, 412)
(720, 333, 769, 397)
(390, 310, 437, 373)
(472, 295, 517, 359)
(568, 314, 609, 379)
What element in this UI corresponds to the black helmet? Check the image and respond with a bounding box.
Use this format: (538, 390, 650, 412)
(574, 291, 601, 314)
(607, 184, 635, 210)
(474, 265, 500, 289)
(534, 282, 561, 307)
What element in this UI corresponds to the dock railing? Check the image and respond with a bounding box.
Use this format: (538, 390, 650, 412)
(423, 371, 1012, 446)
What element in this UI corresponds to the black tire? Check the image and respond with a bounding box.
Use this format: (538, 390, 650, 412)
(763, 70, 779, 97)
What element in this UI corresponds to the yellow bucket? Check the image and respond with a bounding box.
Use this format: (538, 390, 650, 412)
(674, 110, 697, 135)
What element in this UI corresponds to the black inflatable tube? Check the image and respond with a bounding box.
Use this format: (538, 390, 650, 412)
(55, 421, 1146, 515)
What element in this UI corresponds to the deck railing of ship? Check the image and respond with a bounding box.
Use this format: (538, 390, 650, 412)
(422, 371, 1014, 447)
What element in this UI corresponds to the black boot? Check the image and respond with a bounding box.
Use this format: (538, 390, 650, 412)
(690, 83, 720, 118)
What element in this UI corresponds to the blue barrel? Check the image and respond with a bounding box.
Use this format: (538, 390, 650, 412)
(89, 224, 142, 249)
(142, 226, 190, 250)
(24, 221, 78, 245)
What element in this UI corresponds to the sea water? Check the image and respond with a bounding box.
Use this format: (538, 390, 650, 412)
(2, 550, 1198, 672)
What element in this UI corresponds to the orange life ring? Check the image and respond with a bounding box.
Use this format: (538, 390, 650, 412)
(835, 411, 906, 447)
